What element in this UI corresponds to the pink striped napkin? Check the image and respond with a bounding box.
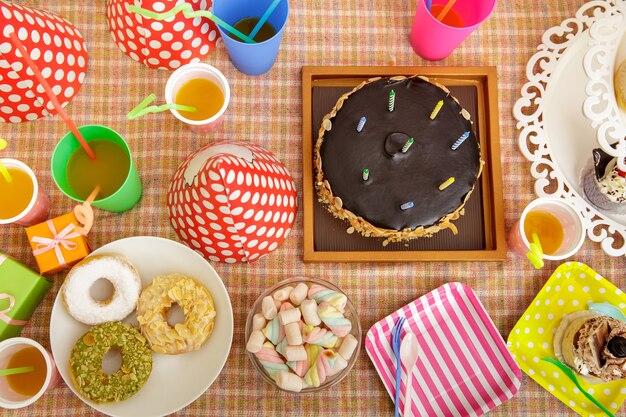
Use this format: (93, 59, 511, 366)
(366, 282, 522, 417)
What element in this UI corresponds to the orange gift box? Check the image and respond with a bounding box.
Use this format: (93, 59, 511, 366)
(25, 212, 91, 275)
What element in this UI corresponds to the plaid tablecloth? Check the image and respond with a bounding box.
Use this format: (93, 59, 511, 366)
(2, 0, 625, 416)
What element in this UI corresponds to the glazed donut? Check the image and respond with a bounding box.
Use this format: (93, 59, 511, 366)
(69, 321, 152, 403)
(62, 255, 142, 325)
(137, 273, 216, 354)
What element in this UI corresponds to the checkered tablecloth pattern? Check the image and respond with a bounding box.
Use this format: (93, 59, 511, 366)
(2, 0, 625, 416)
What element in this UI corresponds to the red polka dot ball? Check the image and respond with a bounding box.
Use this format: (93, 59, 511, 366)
(0, 1, 88, 124)
(107, 0, 220, 70)
(167, 142, 297, 264)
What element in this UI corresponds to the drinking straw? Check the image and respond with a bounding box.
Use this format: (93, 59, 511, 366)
(7, 32, 96, 160)
(249, 0, 283, 40)
(436, 0, 458, 20)
(74, 185, 100, 235)
(526, 233, 544, 269)
(0, 366, 34, 377)
(0, 139, 12, 183)
(426, 0, 432, 11)
(127, 4, 255, 44)
(127, 94, 196, 120)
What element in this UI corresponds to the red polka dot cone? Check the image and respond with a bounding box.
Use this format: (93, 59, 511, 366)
(167, 142, 297, 264)
(0, 1, 88, 124)
(107, 0, 220, 70)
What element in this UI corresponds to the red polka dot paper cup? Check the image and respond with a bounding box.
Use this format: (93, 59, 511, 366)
(167, 142, 297, 263)
(0, 0, 88, 123)
(107, 0, 220, 70)
(164, 63, 230, 134)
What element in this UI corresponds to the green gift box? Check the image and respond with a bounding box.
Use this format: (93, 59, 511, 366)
(0, 252, 52, 341)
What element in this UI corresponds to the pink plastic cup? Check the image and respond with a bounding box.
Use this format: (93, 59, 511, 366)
(507, 197, 586, 261)
(165, 63, 230, 135)
(0, 337, 61, 409)
(0, 159, 50, 227)
(410, 0, 497, 61)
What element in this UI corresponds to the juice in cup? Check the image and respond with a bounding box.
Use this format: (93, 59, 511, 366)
(523, 210, 564, 256)
(428, 4, 464, 27)
(0, 159, 50, 226)
(228, 17, 277, 42)
(6, 346, 47, 397)
(175, 78, 225, 122)
(66, 139, 130, 200)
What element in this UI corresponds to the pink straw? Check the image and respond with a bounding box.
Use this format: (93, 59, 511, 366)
(8, 32, 96, 160)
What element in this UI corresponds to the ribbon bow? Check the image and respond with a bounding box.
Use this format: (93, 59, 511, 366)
(0, 293, 28, 326)
(31, 220, 80, 268)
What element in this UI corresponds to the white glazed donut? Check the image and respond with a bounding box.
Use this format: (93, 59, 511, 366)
(62, 255, 142, 325)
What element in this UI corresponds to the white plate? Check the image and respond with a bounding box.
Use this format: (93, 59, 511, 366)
(49, 236, 234, 417)
(514, 1, 626, 257)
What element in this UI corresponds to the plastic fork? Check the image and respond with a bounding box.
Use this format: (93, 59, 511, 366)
(392, 316, 406, 417)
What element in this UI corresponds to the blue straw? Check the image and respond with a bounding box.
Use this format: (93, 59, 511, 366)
(426, 0, 432, 11)
(249, 0, 283, 40)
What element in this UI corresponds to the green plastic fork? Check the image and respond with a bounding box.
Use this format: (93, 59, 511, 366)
(542, 357, 615, 417)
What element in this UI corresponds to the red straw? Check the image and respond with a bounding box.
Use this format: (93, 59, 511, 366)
(8, 32, 96, 160)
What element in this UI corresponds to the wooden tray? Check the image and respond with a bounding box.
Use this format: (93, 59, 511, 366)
(302, 66, 506, 262)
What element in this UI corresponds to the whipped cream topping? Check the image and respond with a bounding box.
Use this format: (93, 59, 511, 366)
(598, 159, 626, 203)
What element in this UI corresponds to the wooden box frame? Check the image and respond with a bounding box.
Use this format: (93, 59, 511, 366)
(302, 66, 506, 262)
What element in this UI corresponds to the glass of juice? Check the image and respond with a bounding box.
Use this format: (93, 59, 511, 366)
(0, 159, 50, 227)
(165, 63, 230, 134)
(213, 0, 289, 75)
(410, 0, 496, 61)
(51, 125, 142, 213)
(507, 197, 586, 261)
(0, 337, 61, 409)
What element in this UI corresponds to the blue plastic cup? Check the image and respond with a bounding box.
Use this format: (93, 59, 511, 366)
(213, 0, 289, 76)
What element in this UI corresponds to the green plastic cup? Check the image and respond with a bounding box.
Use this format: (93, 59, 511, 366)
(51, 125, 141, 212)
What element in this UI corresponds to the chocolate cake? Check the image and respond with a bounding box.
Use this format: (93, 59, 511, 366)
(314, 75, 484, 244)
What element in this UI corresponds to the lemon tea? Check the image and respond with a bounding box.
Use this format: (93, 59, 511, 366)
(175, 78, 225, 121)
(6, 346, 47, 397)
(523, 210, 564, 255)
(66, 139, 129, 200)
(0, 168, 33, 220)
(228, 16, 277, 42)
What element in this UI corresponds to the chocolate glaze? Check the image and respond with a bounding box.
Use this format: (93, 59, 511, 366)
(319, 77, 481, 230)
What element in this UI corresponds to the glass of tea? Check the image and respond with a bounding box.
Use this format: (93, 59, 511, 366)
(0, 337, 61, 409)
(0, 159, 50, 227)
(51, 125, 142, 213)
(410, 0, 496, 61)
(508, 197, 586, 261)
(213, 0, 289, 75)
(165, 63, 231, 134)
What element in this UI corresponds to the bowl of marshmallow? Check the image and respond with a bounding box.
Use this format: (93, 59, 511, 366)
(245, 277, 361, 393)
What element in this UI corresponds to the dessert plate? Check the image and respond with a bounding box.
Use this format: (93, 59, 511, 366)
(366, 283, 521, 417)
(507, 262, 626, 417)
(514, 0, 626, 257)
(49, 236, 234, 417)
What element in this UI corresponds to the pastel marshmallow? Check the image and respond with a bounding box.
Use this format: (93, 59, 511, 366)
(278, 308, 301, 326)
(273, 286, 294, 302)
(308, 284, 347, 313)
(246, 329, 266, 353)
(301, 299, 321, 326)
(327, 353, 348, 377)
(262, 296, 278, 320)
(275, 371, 304, 393)
(289, 282, 309, 306)
(338, 334, 358, 360)
(303, 324, 338, 348)
(287, 359, 309, 377)
(285, 322, 303, 346)
(279, 301, 295, 312)
(304, 348, 334, 387)
(318, 302, 352, 337)
(284, 345, 307, 362)
(255, 342, 289, 377)
(252, 313, 267, 331)
(262, 316, 285, 345)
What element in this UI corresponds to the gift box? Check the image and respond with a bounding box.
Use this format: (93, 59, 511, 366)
(167, 142, 298, 263)
(0, 0, 89, 123)
(25, 212, 91, 275)
(0, 253, 51, 341)
(107, 0, 220, 70)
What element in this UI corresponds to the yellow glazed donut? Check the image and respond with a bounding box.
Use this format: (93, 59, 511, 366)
(136, 273, 216, 354)
(62, 255, 142, 325)
(69, 321, 152, 403)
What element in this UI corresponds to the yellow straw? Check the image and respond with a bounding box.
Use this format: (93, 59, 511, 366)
(526, 232, 544, 269)
(0, 139, 13, 183)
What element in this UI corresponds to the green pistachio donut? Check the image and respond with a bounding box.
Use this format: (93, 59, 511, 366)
(69, 321, 152, 403)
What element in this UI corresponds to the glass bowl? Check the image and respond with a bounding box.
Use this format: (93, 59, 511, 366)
(245, 277, 361, 393)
